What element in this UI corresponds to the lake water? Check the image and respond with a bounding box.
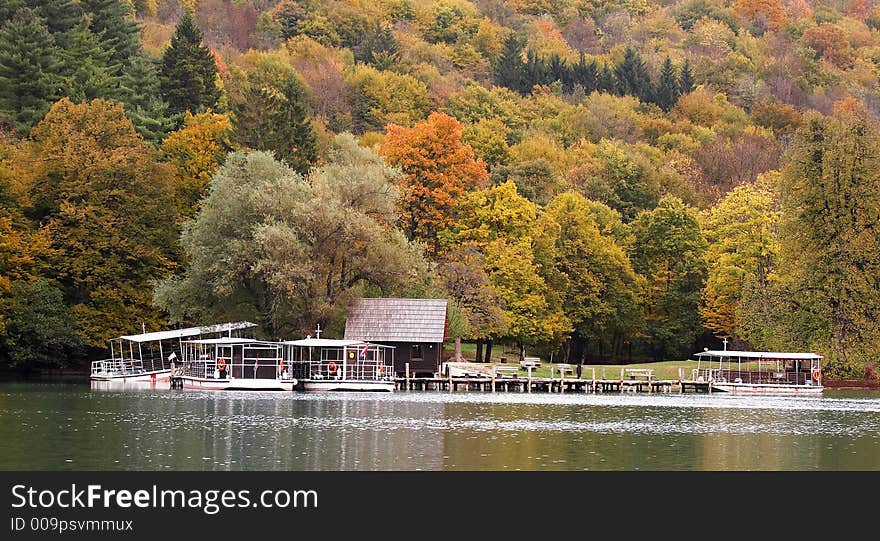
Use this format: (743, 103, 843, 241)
(1, 382, 880, 470)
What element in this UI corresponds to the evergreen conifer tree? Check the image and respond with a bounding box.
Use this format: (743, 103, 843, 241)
(159, 11, 220, 116)
(236, 73, 317, 175)
(62, 15, 120, 103)
(0, 8, 65, 134)
(679, 58, 695, 95)
(355, 21, 400, 70)
(0, 0, 83, 39)
(547, 53, 566, 88)
(119, 53, 175, 143)
(597, 62, 617, 93)
(655, 57, 680, 111)
(524, 49, 549, 91)
(81, 0, 141, 68)
(494, 33, 525, 94)
(614, 46, 653, 103)
(572, 52, 598, 93)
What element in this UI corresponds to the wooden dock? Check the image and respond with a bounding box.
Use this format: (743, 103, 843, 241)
(393, 376, 714, 393)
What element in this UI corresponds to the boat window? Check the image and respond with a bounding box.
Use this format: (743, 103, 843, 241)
(412, 344, 422, 360)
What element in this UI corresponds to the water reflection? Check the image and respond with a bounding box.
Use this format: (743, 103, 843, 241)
(1, 384, 879, 470)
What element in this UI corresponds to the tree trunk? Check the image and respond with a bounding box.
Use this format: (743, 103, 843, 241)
(519, 341, 526, 363)
(475, 339, 483, 363)
(454, 337, 463, 362)
(484, 339, 493, 363)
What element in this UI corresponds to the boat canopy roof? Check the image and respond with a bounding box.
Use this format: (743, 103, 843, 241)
(118, 322, 257, 343)
(695, 350, 822, 360)
(283, 338, 394, 348)
(181, 337, 265, 345)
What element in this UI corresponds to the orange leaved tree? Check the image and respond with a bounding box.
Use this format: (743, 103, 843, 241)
(380, 112, 489, 254)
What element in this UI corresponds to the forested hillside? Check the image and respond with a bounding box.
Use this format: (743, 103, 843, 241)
(2, 0, 880, 377)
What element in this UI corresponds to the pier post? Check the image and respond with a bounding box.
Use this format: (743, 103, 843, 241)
(405, 363, 410, 391)
(527, 366, 532, 393)
(678, 367, 683, 394)
(620, 367, 624, 393)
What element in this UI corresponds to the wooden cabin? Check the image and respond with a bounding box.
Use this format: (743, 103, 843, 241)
(344, 298, 448, 377)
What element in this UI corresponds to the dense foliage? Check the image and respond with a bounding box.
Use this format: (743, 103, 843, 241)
(3, 0, 880, 375)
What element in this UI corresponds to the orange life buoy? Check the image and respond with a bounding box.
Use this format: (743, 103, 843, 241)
(378, 365, 385, 375)
(217, 358, 227, 370)
(279, 359, 285, 370)
(812, 369, 821, 382)
(328, 361, 338, 374)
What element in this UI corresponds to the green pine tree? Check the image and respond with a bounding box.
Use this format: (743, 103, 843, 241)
(0, 1, 83, 37)
(655, 57, 680, 111)
(355, 21, 400, 70)
(62, 15, 120, 103)
(119, 53, 176, 143)
(159, 11, 220, 116)
(0, 8, 65, 134)
(679, 58, 695, 95)
(81, 0, 141, 68)
(234, 72, 317, 174)
(264, 74, 317, 174)
(494, 33, 525, 94)
(597, 62, 617, 93)
(614, 47, 653, 103)
(572, 52, 598, 93)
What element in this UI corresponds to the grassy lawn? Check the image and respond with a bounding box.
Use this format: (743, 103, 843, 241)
(444, 342, 702, 379)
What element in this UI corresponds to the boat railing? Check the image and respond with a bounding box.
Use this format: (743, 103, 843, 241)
(178, 358, 289, 380)
(692, 368, 815, 385)
(291, 360, 393, 381)
(91, 359, 146, 376)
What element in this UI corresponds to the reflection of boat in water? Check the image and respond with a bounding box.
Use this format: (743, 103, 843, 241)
(284, 327, 395, 392)
(693, 347, 823, 395)
(89, 378, 163, 391)
(89, 322, 256, 383)
(172, 338, 296, 391)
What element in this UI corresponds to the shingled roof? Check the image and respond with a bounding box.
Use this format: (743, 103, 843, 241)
(344, 298, 448, 343)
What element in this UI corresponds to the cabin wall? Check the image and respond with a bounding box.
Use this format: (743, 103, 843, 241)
(378, 342, 442, 376)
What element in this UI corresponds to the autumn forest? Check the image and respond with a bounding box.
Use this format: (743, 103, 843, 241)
(2, 0, 880, 378)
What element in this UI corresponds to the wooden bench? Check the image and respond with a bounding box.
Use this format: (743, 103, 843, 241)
(625, 368, 654, 380)
(520, 357, 541, 369)
(554, 364, 575, 377)
(494, 366, 519, 378)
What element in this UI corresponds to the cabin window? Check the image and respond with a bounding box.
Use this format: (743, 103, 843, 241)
(411, 344, 423, 360)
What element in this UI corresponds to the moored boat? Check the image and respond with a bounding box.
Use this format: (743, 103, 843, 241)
(692, 347, 823, 395)
(90, 322, 257, 384)
(284, 327, 395, 392)
(173, 337, 296, 391)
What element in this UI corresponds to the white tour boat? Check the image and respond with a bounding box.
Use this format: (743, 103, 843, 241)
(90, 322, 256, 384)
(284, 326, 395, 392)
(172, 337, 296, 391)
(692, 345, 823, 395)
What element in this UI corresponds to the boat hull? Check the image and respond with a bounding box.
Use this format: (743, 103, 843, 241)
(90, 370, 171, 383)
(710, 382, 823, 395)
(177, 376, 296, 391)
(297, 379, 395, 392)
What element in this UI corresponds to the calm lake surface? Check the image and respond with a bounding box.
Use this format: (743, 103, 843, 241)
(1, 382, 879, 470)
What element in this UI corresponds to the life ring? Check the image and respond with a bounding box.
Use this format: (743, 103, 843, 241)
(278, 359, 284, 369)
(328, 361, 338, 374)
(217, 358, 227, 370)
(812, 369, 821, 382)
(378, 365, 386, 375)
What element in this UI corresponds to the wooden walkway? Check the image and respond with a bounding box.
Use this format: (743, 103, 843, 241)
(394, 376, 715, 393)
